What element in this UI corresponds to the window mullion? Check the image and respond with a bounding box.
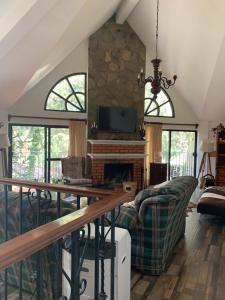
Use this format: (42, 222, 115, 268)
(47, 127, 51, 183)
(44, 127, 48, 183)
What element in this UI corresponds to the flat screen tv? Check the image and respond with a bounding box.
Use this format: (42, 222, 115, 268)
(98, 106, 137, 133)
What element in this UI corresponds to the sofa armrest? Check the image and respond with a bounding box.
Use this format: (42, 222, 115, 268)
(106, 203, 139, 230)
(138, 194, 177, 223)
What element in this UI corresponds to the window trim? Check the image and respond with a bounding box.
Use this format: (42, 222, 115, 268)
(144, 87, 175, 118)
(162, 129, 197, 179)
(44, 72, 87, 113)
(8, 123, 69, 183)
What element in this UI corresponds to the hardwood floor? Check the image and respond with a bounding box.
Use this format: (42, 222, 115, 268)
(131, 205, 225, 300)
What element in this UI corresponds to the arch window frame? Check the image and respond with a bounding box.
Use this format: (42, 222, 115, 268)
(44, 72, 87, 113)
(144, 85, 175, 118)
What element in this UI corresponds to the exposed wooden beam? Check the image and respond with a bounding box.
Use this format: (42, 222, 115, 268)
(116, 0, 140, 24)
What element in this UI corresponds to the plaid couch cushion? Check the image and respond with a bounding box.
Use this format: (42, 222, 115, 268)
(134, 188, 160, 210)
(158, 176, 198, 198)
(107, 201, 138, 230)
(0, 191, 75, 298)
(138, 194, 178, 222)
(134, 176, 197, 211)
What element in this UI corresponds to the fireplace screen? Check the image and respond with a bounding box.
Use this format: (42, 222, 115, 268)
(104, 163, 133, 183)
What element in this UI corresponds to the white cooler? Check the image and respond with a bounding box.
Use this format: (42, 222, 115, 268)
(62, 224, 131, 300)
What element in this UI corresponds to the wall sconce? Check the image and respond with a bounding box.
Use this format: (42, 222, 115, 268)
(90, 122, 98, 139)
(139, 123, 145, 140)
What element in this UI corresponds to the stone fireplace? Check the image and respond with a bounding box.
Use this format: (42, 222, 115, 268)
(88, 18, 146, 140)
(87, 140, 145, 189)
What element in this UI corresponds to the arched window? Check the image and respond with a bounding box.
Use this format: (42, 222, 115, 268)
(144, 82, 175, 117)
(45, 73, 86, 112)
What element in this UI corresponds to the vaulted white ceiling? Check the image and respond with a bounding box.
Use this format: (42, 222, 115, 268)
(128, 0, 225, 121)
(0, 0, 124, 109)
(1, 0, 225, 122)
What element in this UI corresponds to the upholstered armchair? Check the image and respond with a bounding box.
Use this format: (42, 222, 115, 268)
(61, 157, 92, 185)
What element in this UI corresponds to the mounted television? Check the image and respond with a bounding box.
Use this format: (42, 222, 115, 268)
(98, 106, 137, 133)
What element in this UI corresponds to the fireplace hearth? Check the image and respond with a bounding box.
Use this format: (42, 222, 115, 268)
(104, 163, 133, 184)
(87, 140, 146, 189)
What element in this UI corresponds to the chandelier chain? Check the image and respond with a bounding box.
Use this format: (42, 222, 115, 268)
(137, 0, 177, 94)
(156, 0, 159, 58)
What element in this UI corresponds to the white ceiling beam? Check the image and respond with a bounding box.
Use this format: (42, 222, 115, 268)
(23, 0, 122, 94)
(116, 0, 141, 24)
(0, 0, 37, 42)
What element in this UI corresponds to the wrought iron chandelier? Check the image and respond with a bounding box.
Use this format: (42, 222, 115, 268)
(137, 0, 177, 97)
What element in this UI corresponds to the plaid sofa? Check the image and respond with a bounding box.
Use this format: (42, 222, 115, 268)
(114, 176, 198, 275)
(0, 190, 75, 299)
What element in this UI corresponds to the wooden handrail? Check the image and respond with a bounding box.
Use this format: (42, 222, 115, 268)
(0, 190, 131, 271)
(0, 178, 113, 197)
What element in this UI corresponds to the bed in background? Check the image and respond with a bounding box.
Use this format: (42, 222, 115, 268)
(197, 186, 225, 217)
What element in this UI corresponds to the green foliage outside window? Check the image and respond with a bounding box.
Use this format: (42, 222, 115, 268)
(162, 131, 196, 178)
(45, 73, 86, 112)
(144, 82, 174, 117)
(12, 126, 45, 181)
(11, 126, 69, 182)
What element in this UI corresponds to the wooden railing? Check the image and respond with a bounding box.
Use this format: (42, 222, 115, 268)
(0, 178, 114, 197)
(0, 191, 128, 271)
(0, 178, 131, 300)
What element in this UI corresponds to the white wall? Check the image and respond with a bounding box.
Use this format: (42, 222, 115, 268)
(9, 34, 202, 177)
(144, 50, 198, 125)
(9, 40, 88, 126)
(10, 38, 198, 126)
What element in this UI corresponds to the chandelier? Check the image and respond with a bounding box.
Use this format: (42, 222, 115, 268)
(137, 0, 177, 97)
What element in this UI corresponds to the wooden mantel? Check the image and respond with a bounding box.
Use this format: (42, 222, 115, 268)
(88, 140, 146, 145)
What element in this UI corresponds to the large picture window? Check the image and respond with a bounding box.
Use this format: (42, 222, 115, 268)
(144, 82, 175, 117)
(9, 124, 69, 183)
(45, 73, 86, 112)
(162, 130, 197, 179)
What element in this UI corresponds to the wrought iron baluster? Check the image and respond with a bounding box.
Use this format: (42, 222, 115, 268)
(0, 279, 4, 299)
(19, 187, 23, 300)
(110, 209, 116, 300)
(77, 195, 81, 210)
(99, 215, 106, 300)
(56, 192, 62, 299)
(70, 230, 80, 300)
(94, 219, 100, 300)
(4, 184, 8, 300)
(36, 189, 43, 300)
(87, 196, 96, 206)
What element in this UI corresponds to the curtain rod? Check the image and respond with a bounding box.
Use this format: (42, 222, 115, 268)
(8, 114, 87, 123)
(144, 121, 199, 129)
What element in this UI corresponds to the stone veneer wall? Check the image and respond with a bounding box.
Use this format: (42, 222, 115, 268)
(88, 18, 146, 140)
